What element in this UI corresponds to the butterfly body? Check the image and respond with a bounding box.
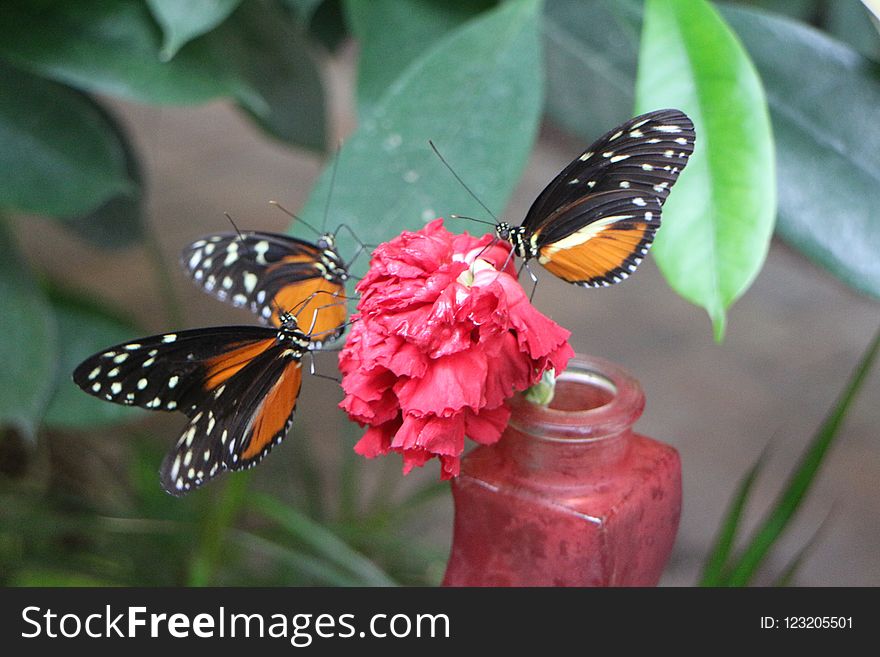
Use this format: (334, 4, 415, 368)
(73, 312, 314, 495)
(494, 108, 695, 287)
(182, 231, 348, 344)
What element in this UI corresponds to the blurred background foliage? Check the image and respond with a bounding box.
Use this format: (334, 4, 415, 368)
(0, 0, 878, 586)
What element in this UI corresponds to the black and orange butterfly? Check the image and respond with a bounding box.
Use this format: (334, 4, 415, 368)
(72, 309, 333, 495)
(181, 227, 351, 347)
(446, 108, 695, 287)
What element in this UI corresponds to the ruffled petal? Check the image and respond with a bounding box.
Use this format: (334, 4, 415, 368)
(338, 218, 572, 479)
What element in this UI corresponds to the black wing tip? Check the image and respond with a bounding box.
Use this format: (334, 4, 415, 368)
(159, 447, 221, 497)
(634, 108, 695, 135)
(642, 107, 692, 120)
(71, 359, 90, 386)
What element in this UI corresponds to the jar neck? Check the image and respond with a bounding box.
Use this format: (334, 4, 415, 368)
(500, 354, 645, 478)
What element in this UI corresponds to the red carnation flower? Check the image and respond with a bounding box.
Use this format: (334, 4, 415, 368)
(338, 218, 573, 479)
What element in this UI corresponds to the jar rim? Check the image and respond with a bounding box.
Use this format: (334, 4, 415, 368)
(506, 353, 645, 441)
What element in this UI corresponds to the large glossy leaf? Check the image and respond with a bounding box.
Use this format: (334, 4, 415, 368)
(296, 0, 544, 266)
(636, 0, 776, 340)
(345, 0, 495, 114)
(825, 0, 880, 60)
(221, 1, 326, 150)
(544, 2, 880, 304)
(0, 0, 325, 150)
(41, 290, 142, 430)
(0, 63, 133, 218)
(0, 221, 57, 440)
(60, 97, 144, 248)
(283, 0, 325, 23)
(737, 0, 820, 21)
(304, 0, 350, 53)
(146, 0, 242, 60)
(543, 0, 641, 141)
(0, 0, 251, 106)
(721, 5, 880, 301)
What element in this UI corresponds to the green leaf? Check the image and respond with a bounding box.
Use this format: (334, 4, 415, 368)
(771, 509, 833, 587)
(0, 63, 133, 218)
(41, 289, 142, 430)
(283, 0, 326, 23)
(545, 3, 880, 305)
(636, 0, 776, 341)
(10, 569, 118, 587)
(736, 0, 821, 21)
(188, 473, 251, 586)
(59, 97, 144, 248)
(229, 530, 361, 586)
(0, 220, 57, 440)
(146, 0, 242, 61)
(222, 1, 326, 150)
(0, 0, 251, 106)
(543, 0, 642, 141)
(251, 492, 398, 586)
(0, 1, 325, 151)
(725, 325, 880, 586)
(305, 0, 350, 52)
(346, 0, 495, 114)
(722, 5, 880, 301)
(297, 0, 545, 267)
(824, 0, 880, 61)
(699, 448, 766, 586)
(0, 1, 325, 150)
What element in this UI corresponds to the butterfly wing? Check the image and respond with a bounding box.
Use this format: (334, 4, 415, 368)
(158, 347, 303, 495)
(72, 326, 304, 495)
(523, 109, 695, 233)
(520, 109, 693, 286)
(531, 190, 662, 287)
(181, 231, 347, 344)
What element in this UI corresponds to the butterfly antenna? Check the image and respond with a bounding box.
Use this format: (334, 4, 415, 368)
(449, 213, 497, 228)
(224, 212, 247, 243)
(428, 140, 498, 222)
(269, 200, 322, 238)
(322, 141, 343, 233)
(270, 298, 294, 324)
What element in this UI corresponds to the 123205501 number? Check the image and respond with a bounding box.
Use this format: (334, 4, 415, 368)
(784, 617, 852, 629)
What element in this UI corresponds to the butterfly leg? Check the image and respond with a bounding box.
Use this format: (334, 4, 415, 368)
(334, 223, 378, 271)
(524, 261, 540, 302)
(472, 235, 502, 264)
(305, 299, 350, 335)
(304, 349, 341, 383)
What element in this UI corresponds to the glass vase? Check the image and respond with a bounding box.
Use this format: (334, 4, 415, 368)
(442, 354, 682, 587)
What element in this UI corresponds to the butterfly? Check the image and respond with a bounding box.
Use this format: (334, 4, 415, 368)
(181, 229, 350, 347)
(460, 108, 695, 288)
(72, 310, 324, 495)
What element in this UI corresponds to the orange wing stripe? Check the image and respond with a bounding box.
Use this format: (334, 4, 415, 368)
(272, 277, 347, 336)
(203, 339, 275, 389)
(540, 226, 649, 283)
(243, 361, 302, 460)
(268, 254, 320, 269)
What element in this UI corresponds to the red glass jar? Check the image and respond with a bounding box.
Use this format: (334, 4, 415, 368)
(442, 354, 681, 587)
